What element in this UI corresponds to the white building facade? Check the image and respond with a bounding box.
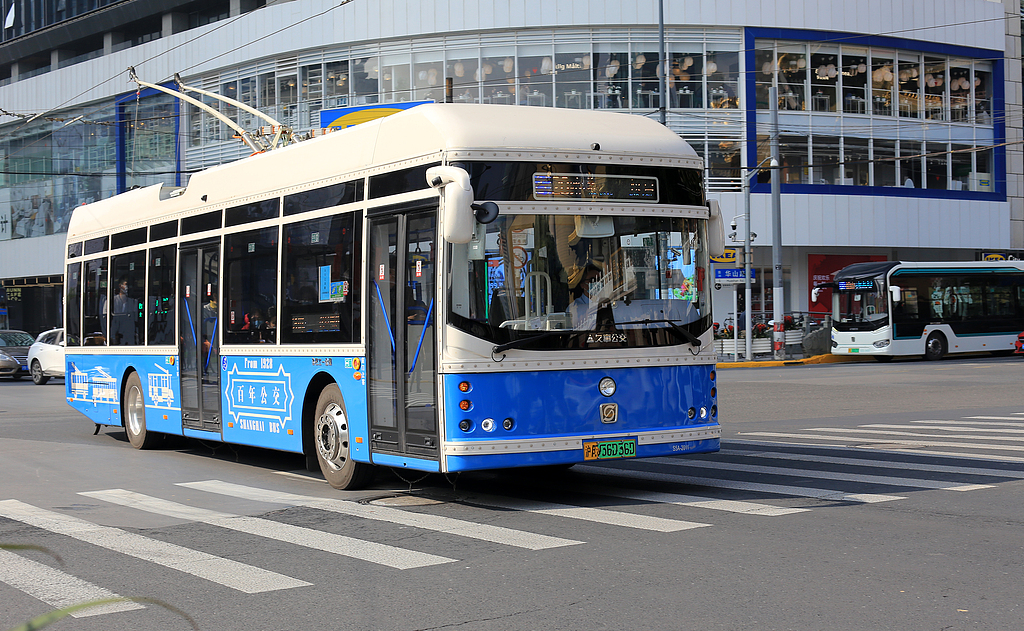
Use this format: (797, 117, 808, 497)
(1, 0, 1020, 332)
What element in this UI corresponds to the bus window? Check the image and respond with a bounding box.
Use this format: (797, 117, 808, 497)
(110, 251, 146, 346)
(83, 257, 108, 346)
(224, 227, 279, 344)
(281, 212, 361, 344)
(66, 262, 82, 346)
(148, 246, 176, 345)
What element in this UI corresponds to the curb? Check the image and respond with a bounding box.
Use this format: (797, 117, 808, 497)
(716, 353, 876, 368)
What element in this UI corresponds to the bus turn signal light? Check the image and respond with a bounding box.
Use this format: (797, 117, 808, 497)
(458, 381, 472, 393)
(459, 400, 472, 411)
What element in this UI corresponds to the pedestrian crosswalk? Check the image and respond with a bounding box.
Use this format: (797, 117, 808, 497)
(738, 411, 1024, 462)
(3, 433, 1024, 621)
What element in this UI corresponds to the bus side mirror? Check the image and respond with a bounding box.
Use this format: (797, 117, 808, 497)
(811, 287, 822, 303)
(706, 199, 726, 258)
(427, 166, 475, 244)
(890, 285, 902, 302)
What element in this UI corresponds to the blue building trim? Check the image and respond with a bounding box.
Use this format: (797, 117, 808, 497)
(743, 27, 1006, 202)
(115, 83, 181, 194)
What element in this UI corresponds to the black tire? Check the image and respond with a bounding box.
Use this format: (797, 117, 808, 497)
(924, 332, 946, 361)
(31, 360, 50, 385)
(123, 372, 158, 449)
(873, 355, 894, 363)
(313, 384, 374, 490)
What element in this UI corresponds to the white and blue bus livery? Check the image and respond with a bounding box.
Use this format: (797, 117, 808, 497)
(64, 104, 725, 489)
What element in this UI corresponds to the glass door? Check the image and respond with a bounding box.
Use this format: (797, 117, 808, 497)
(367, 209, 438, 459)
(179, 240, 221, 432)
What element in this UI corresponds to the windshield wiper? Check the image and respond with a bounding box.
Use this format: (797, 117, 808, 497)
(639, 318, 702, 347)
(492, 330, 566, 354)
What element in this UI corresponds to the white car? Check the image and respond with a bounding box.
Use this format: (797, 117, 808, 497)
(28, 328, 66, 385)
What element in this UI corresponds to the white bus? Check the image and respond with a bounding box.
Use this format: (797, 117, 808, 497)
(820, 260, 1024, 361)
(64, 103, 726, 489)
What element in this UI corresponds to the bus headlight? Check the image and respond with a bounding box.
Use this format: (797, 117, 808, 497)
(481, 418, 496, 432)
(873, 339, 891, 348)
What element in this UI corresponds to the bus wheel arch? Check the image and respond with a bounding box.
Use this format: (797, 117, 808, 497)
(307, 380, 374, 490)
(924, 332, 947, 361)
(122, 371, 158, 449)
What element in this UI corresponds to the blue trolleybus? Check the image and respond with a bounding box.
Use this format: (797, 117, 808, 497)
(64, 104, 726, 489)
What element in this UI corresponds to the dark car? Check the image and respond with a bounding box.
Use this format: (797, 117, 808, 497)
(0, 329, 35, 379)
(1015, 330, 1024, 356)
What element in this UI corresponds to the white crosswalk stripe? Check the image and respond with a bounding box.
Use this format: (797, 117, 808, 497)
(455, 492, 711, 532)
(79, 489, 455, 570)
(809, 427, 1024, 443)
(0, 548, 145, 618)
(866, 423, 1024, 434)
(738, 412, 1024, 461)
(575, 465, 906, 503)
(646, 456, 993, 491)
(0, 500, 309, 594)
(563, 483, 809, 516)
(721, 447, 1024, 479)
(739, 431, 1024, 454)
(177, 480, 583, 550)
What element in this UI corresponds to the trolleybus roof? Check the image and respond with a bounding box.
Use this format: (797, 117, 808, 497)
(67, 104, 699, 240)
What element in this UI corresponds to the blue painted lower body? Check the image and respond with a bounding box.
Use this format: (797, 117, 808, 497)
(440, 364, 720, 472)
(66, 352, 719, 477)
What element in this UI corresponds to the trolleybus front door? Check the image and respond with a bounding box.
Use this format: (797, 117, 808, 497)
(367, 209, 439, 460)
(179, 240, 221, 432)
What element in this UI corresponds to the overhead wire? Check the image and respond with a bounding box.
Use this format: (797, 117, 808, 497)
(0, 4, 1021, 182)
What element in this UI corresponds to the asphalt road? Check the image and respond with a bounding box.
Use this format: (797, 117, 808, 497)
(1, 355, 1023, 631)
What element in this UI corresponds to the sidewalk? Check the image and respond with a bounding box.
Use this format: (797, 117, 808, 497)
(716, 352, 875, 368)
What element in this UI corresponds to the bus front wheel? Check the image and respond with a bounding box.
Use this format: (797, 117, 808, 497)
(924, 332, 947, 361)
(123, 373, 158, 449)
(314, 384, 374, 490)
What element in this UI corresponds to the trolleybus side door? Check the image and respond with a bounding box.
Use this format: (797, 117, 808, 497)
(367, 207, 439, 460)
(179, 239, 222, 432)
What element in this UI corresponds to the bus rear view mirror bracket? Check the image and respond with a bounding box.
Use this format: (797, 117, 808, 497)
(427, 166, 499, 243)
(889, 285, 902, 302)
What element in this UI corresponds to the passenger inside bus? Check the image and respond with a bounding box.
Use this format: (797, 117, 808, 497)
(568, 264, 603, 329)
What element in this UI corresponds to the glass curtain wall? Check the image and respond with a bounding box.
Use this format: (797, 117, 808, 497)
(2, 28, 1004, 232)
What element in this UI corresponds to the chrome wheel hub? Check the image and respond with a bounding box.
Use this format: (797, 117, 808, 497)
(126, 386, 144, 435)
(315, 403, 349, 471)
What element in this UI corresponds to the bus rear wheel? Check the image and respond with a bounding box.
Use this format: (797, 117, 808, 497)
(123, 373, 158, 449)
(924, 332, 947, 361)
(314, 384, 374, 490)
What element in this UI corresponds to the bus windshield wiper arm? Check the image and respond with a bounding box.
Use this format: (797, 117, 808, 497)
(640, 318, 702, 346)
(492, 330, 565, 354)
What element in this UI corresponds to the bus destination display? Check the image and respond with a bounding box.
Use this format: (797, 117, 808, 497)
(533, 173, 658, 202)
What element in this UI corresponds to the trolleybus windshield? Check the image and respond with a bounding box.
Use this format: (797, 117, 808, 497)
(448, 213, 711, 350)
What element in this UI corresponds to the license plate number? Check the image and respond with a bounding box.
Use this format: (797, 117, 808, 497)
(583, 438, 637, 461)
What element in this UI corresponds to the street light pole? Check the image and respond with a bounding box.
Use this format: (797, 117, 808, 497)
(658, 0, 666, 126)
(769, 86, 785, 361)
(742, 155, 776, 361)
